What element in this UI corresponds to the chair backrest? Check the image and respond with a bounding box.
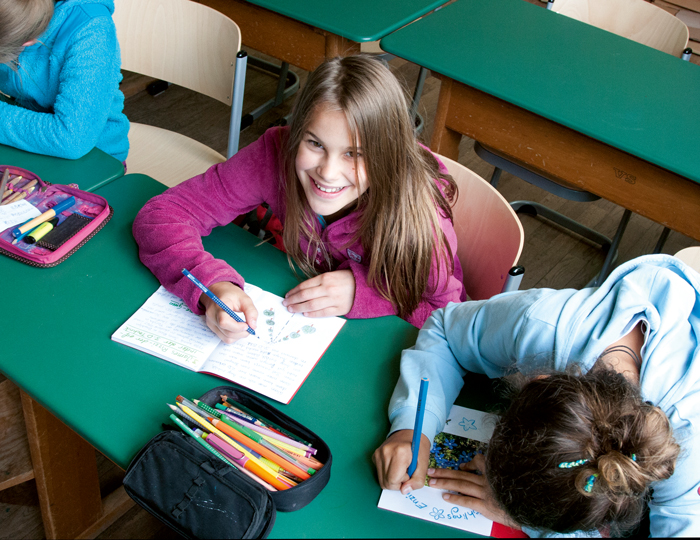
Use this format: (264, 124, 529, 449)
(113, 0, 241, 106)
(438, 155, 524, 301)
(674, 246, 700, 273)
(553, 0, 689, 57)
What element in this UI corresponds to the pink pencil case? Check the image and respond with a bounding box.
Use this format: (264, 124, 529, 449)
(0, 165, 113, 268)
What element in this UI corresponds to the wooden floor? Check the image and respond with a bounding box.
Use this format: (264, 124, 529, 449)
(2, 11, 698, 539)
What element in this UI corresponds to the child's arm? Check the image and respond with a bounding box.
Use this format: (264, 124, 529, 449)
(0, 17, 123, 160)
(340, 211, 464, 328)
(200, 282, 258, 344)
(387, 290, 559, 443)
(427, 454, 522, 530)
(282, 269, 355, 317)
(373, 429, 431, 494)
(133, 128, 285, 316)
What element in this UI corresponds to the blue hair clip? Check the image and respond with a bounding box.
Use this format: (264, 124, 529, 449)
(631, 454, 637, 462)
(584, 474, 598, 493)
(558, 458, 590, 469)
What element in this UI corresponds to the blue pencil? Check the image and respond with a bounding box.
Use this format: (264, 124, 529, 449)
(407, 377, 429, 477)
(182, 268, 255, 335)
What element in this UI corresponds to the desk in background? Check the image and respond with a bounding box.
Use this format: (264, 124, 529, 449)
(381, 0, 700, 242)
(197, 0, 447, 71)
(0, 145, 125, 192)
(1, 173, 499, 537)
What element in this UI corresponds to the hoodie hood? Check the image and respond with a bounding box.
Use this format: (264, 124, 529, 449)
(41, 0, 115, 42)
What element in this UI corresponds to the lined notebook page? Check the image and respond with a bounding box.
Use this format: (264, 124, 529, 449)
(111, 286, 220, 371)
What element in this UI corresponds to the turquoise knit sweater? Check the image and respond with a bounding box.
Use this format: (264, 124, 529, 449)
(0, 0, 129, 161)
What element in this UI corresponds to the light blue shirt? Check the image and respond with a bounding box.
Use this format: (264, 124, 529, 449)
(388, 254, 700, 537)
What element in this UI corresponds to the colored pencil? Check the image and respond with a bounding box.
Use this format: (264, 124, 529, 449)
(182, 269, 255, 335)
(408, 377, 429, 477)
(209, 417, 311, 480)
(175, 403, 289, 490)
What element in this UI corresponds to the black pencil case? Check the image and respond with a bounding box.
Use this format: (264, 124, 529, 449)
(123, 385, 332, 539)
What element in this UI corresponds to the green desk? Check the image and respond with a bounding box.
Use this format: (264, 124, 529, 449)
(0, 145, 124, 192)
(381, 0, 700, 242)
(197, 0, 447, 71)
(1, 173, 496, 537)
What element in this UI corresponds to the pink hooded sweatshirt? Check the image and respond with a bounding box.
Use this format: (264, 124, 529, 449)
(132, 127, 466, 328)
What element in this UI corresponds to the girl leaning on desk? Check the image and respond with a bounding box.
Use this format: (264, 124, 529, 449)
(133, 55, 466, 341)
(0, 0, 129, 162)
(375, 254, 700, 537)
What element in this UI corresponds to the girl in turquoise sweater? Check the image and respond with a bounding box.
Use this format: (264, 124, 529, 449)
(0, 0, 129, 161)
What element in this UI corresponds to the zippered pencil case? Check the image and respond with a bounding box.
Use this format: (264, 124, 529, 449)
(0, 165, 113, 267)
(123, 385, 332, 539)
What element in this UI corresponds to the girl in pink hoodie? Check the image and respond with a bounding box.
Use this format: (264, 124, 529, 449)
(133, 55, 466, 342)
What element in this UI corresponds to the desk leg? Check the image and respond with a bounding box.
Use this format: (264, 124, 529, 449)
(430, 78, 462, 161)
(323, 32, 361, 59)
(20, 391, 134, 539)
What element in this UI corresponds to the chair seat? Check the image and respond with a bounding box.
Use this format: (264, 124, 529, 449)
(126, 123, 225, 187)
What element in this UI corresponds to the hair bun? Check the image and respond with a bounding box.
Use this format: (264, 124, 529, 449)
(595, 452, 644, 496)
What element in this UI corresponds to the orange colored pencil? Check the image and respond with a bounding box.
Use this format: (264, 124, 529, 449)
(209, 417, 311, 481)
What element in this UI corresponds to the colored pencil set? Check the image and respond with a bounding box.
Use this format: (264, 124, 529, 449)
(0, 169, 35, 206)
(167, 394, 323, 491)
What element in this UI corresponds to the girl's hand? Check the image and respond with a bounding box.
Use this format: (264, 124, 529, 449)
(200, 282, 258, 344)
(427, 454, 521, 530)
(282, 269, 355, 317)
(372, 430, 432, 494)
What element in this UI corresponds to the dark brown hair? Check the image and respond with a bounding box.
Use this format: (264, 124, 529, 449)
(282, 55, 457, 320)
(0, 0, 54, 65)
(486, 368, 679, 535)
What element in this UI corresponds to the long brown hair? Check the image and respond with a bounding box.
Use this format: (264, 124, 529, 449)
(282, 55, 457, 319)
(0, 0, 53, 65)
(486, 368, 679, 535)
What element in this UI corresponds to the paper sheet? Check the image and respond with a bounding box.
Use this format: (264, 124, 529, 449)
(0, 200, 41, 232)
(378, 405, 497, 536)
(203, 284, 346, 404)
(111, 286, 220, 371)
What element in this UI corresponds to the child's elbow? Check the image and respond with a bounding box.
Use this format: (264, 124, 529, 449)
(59, 142, 94, 160)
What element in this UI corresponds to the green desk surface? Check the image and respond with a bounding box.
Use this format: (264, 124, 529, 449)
(245, 0, 447, 42)
(0, 173, 499, 537)
(0, 145, 124, 192)
(380, 0, 700, 184)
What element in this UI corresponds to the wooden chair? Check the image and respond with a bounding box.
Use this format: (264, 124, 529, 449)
(476, 0, 690, 286)
(675, 246, 700, 272)
(113, 0, 247, 187)
(551, 0, 689, 56)
(439, 154, 525, 300)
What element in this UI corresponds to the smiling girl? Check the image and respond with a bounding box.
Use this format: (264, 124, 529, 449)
(133, 55, 466, 342)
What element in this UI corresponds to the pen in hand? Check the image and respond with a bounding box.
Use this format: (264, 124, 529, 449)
(408, 377, 429, 477)
(182, 268, 256, 336)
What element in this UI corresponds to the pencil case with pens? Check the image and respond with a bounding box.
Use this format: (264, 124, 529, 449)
(0, 165, 112, 267)
(123, 385, 333, 539)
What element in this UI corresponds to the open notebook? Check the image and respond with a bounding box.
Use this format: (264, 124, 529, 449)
(378, 405, 526, 538)
(112, 284, 346, 404)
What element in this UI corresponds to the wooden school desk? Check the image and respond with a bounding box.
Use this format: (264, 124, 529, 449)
(1, 173, 496, 537)
(196, 0, 447, 71)
(0, 145, 125, 192)
(380, 0, 700, 242)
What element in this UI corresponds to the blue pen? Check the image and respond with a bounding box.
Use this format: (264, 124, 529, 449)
(182, 268, 256, 336)
(11, 196, 75, 238)
(407, 377, 429, 477)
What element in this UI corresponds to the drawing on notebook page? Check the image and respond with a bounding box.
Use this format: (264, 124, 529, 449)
(261, 307, 318, 344)
(378, 406, 526, 537)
